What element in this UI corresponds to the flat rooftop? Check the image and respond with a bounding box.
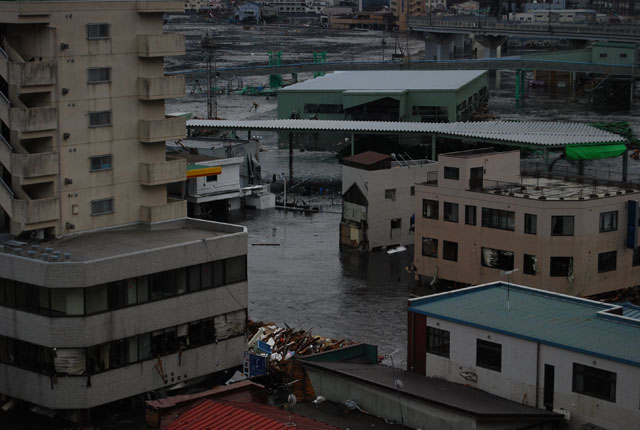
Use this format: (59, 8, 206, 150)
(278, 70, 487, 92)
(2, 218, 244, 263)
(302, 360, 560, 420)
(409, 282, 640, 367)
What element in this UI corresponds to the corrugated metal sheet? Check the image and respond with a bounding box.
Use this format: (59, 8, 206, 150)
(409, 283, 640, 367)
(167, 399, 338, 430)
(615, 301, 640, 320)
(186, 119, 626, 147)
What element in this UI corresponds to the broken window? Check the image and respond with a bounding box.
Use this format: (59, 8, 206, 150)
(477, 339, 501, 372)
(443, 202, 459, 223)
(481, 247, 514, 271)
(443, 241, 458, 262)
(422, 237, 438, 258)
(573, 363, 616, 402)
(524, 213, 537, 235)
(427, 326, 450, 358)
(597, 251, 617, 273)
(385, 188, 396, 201)
(465, 205, 476, 225)
(550, 257, 573, 277)
(551, 216, 574, 236)
(523, 254, 537, 275)
(444, 167, 459, 180)
(422, 199, 439, 219)
(482, 208, 515, 231)
(390, 218, 401, 230)
(599, 211, 618, 233)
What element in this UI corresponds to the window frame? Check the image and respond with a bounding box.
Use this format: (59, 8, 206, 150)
(422, 199, 439, 220)
(524, 213, 537, 235)
(597, 250, 617, 273)
(89, 110, 113, 128)
(443, 166, 460, 180)
(427, 326, 450, 358)
(481, 247, 514, 271)
(443, 202, 459, 223)
(476, 339, 502, 372)
(422, 237, 438, 258)
(87, 67, 112, 84)
(599, 211, 618, 233)
(550, 256, 573, 277)
(523, 254, 537, 275)
(551, 215, 574, 236)
(90, 197, 114, 216)
(385, 188, 396, 201)
(465, 205, 476, 225)
(87, 23, 111, 40)
(89, 154, 113, 172)
(572, 363, 616, 403)
(481, 207, 515, 231)
(442, 240, 458, 262)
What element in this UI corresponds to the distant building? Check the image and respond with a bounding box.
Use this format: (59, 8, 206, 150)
(427, 0, 447, 13)
(277, 71, 489, 123)
(523, 0, 566, 11)
(340, 151, 436, 251)
(236, 1, 262, 22)
(451, 0, 479, 14)
(358, 0, 388, 11)
(510, 9, 597, 23)
(408, 281, 640, 430)
(390, 0, 424, 31)
(413, 148, 640, 297)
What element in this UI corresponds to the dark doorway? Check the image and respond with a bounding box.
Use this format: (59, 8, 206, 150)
(544, 364, 555, 411)
(469, 167, 484, 190)
(345, 97, 400, 122)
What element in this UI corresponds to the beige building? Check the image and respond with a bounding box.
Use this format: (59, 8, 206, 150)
(0, 0, 187, 239)
(0, 0, 249, 418)
(414, 148, 640, 297)
(390, 0, 424, 31)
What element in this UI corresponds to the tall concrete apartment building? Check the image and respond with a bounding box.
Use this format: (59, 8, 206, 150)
(390, 0, 423, 31)
(0, 0, 249, 417)
(414, 148, 640, 297)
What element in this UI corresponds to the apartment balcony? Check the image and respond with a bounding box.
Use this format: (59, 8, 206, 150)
(138, 75, 185, 100)
(140, 198, 187, 223)
(0, 91, 9, 125)
(10, 106, 57, 133)
(9, 196, 59, 225)
(12, 152, 58, 180)
(139, 157, 186, 186)
(0, 50, 56, 88)
(137, 33, 185, 58)
(138, 116, 185, 143)
(137, 0, 185, 13)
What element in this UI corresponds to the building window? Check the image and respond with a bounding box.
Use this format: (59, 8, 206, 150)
(206, 175, 218, 182)
(523, 254, 537, 275)
(524, 213, 537, 235)
(599, 211, 618, 233)
(423, 199, 439, 219)
(89, 155, 112, 171)
(385, 188, 396, 201)
(87, 23, 110, 39)
(476, 339, 501, 372)
(87, 67, 111, 83)
(303, 104, 343, 114)
(443, 202, 459, 223)
(599, 53, 607, 58)
(89, 110, 112, 127)
(465, 205, 476, 225)
(550, 257, 573, 277)
(390, 218, 401, 230)
(444, 167, 459, 180)
(91, 198, 114, 216)
(410, 186, 415, 196)
(422, 237, 438, 258)
(481, 208, 515, 231)
(598, 251, 617, 273)
(633, 247, 640, 267)
(572, 363, 616, 403)
(481, 247, 514, 271)
(427, 326, 450, 358)
(620, 53, 628, 59)
(443, 241, 458, 262)
(412, 105, 449, 122)
(551, 216, 574, 236)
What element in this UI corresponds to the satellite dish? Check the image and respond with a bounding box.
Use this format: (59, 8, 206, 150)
(288, 394, 297, 407)
(395, 379, 404, 390)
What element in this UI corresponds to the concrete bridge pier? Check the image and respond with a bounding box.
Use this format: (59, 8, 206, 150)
(475, 35, 507, 59)
(424, 33, 456, 61)
(453, 34, 467, 57)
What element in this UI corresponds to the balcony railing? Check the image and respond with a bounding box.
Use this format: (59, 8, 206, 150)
(137, 75, 185, 100)
(140, 198, 187, 223)
(137, 33, 185, 57)
(12, 152, 59, 179)
(12, 197, 59, 224)
(139, 157, 186, 186)
(10, 107, 57, 133)
(139, 116, 186, 143)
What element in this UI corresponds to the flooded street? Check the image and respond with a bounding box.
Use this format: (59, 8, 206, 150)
(167, 22, 640, 367)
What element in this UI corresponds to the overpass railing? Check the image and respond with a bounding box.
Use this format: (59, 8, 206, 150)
(409, 17, 640, 37)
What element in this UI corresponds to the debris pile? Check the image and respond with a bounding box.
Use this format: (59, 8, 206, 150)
(247, 321, 355, 374)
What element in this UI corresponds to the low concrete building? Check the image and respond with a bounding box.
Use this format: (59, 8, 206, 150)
(413, 148, 640, 297)
(408, 281, 640, 430)
(0, 217, 248, 412)
(277, 70, 489, 123)
(340, 151, 436, 251)
(236, 1, 262, 23)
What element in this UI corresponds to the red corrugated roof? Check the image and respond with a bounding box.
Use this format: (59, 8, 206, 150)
(167, 399, 338, 430)
(342, 151, 391, 166)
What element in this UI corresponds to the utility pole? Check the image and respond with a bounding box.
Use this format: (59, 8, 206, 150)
(202, 34, 218, 120)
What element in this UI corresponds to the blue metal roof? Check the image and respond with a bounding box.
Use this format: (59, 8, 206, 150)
(409, 283, 640, 367)
(614, 301, 640, 321)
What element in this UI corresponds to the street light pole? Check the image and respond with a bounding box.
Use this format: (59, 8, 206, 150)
(282, 173, 287, 211)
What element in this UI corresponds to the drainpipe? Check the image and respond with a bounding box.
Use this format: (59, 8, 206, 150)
(535, 341, 540, 409)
